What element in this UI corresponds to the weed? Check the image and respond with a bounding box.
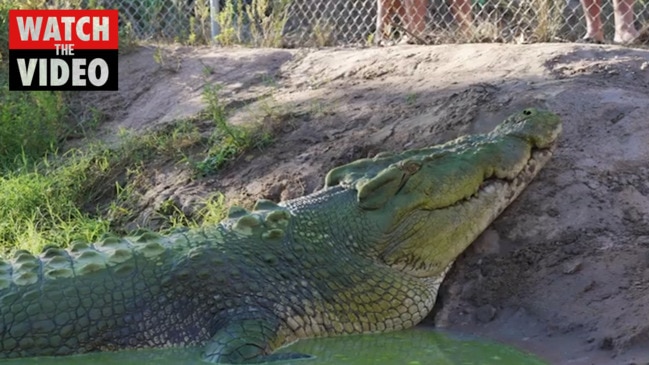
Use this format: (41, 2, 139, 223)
(405, 93, 418, 105)
(215, 0, 292, 47)
(312, 19, 336, 47)
(0, 116, 211, 254)
(0, 79, 68, 170)
(366, 32, 376, 46)
(188, 0, 212, 44)
(106, 182, 138, 226)
(152, 46, 182, 73)
(0, 155, 112, 254)
(309, 99, 331, 118)
(193, 193, 228, 226)
(215, 0, 246, 45)
(529, 0, 563, 41)
(246, 0, 292, 47)
(156, 192, 230, 232)
(261, 73, 279, 88)
(201, 61, 216, 77)
(202, 84, 247, 145)
(196, 84, 275, 175)
(118, 22, 139, 54)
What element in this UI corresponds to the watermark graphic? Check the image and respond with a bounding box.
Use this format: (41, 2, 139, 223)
(8, 9, 118, 91)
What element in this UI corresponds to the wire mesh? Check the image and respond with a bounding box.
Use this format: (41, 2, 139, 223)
(48, 0, 649, 46)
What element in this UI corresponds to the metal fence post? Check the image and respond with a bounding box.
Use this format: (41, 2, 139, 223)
(210, 0, 220, 43)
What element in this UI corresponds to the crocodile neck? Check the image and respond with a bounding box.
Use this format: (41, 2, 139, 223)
(282, 186, 385, 257)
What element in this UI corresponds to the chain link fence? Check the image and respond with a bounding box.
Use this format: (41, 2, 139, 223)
(284, 0, 648, 45)
(41, 0, 649, 46)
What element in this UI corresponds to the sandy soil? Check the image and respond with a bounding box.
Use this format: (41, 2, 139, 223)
(79, 42, 649, 364)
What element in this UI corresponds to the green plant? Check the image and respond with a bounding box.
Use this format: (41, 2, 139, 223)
(0, 81, 68, 170)
(261, 73, 279, 88)
(215, 0, 292, 47)
(215, 0, 246, 45)
(529, 0, 563, 41)
(366, 32, 376, 46)
(201, 61, 216, 77)
(152, 46, 182, 72)
(188, 0, 212, 44)
(196, 84, 275, 175)
(0, 154, 114, 254)
(118, 22, 138, 54)
(405, 93, 418, 105)
(156, 192, 230, 232)
(203, 84, 248, 145)
(246, 0, 291, 47)
(193, 193, 228, 225)
(312, 19, 335, 47)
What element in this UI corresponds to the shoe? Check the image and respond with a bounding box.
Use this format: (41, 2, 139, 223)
(577, 37, 604, 44)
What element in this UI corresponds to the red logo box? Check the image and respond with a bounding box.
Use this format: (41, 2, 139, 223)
(8, 9, 119, 91)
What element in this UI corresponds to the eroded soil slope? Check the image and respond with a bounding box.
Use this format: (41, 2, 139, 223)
(81, 43, 649, 365)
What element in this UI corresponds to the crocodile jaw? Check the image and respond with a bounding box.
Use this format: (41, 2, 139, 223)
(380, 146, 555, 278)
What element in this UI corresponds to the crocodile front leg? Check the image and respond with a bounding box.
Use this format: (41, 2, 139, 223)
(202, 310, 311, 364)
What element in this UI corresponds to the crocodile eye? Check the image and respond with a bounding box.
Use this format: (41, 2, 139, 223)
(523, 109, 533, 116)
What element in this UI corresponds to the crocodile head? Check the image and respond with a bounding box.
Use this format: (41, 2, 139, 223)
(325, 108, 561, 278)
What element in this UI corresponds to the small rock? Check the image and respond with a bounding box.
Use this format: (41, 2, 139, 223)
(635, 236, 649, 247)
(473, 229, 501, 255)
(641, 62, 649, 71)
(585, 180, 600, 190)
(264, 182, 285, 202)
(461, 280, 475, 299)
(546, 208, 560, 217)
(599, 336, 614, 351)
(563, 260, 582, 275)
(475, 304, 497, 323)
(582, 280, 596, 292)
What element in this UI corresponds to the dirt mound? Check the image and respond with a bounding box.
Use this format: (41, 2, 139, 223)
(84, 42, 649, 364)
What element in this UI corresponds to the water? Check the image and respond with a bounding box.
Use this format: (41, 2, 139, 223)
(0, 328, 548, 365)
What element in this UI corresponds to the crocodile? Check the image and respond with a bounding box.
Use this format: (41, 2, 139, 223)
(0, 108, 561, 363)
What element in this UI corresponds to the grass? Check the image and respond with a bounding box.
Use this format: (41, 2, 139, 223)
(0, 3, 70, 170)
(155, 193, 229, 230)
(0, 84, 68, 170)
(0, 69, 281, 254)
(0, 117, 234, 255)
(0, 153, 112, 255)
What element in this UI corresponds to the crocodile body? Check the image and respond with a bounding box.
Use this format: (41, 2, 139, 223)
(0, 109, 561, 363)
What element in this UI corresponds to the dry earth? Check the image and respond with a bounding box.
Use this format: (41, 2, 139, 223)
(78, 42, 649, 364)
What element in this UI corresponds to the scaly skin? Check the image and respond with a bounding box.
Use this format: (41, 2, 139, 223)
(0, 108, 561, 363)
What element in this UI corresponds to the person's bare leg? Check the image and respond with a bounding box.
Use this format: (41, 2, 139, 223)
(377, 0, 402, 43)
(450, 0, 473, 35)
(404, 0, 427, 38)
(397, 0, 407, 23)
(613, 0, 638, 43)
(377, 0, 387, 42)
(580, 0, 604, 42)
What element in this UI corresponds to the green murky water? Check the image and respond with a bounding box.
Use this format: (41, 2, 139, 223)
(0, 328, 548, 365)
